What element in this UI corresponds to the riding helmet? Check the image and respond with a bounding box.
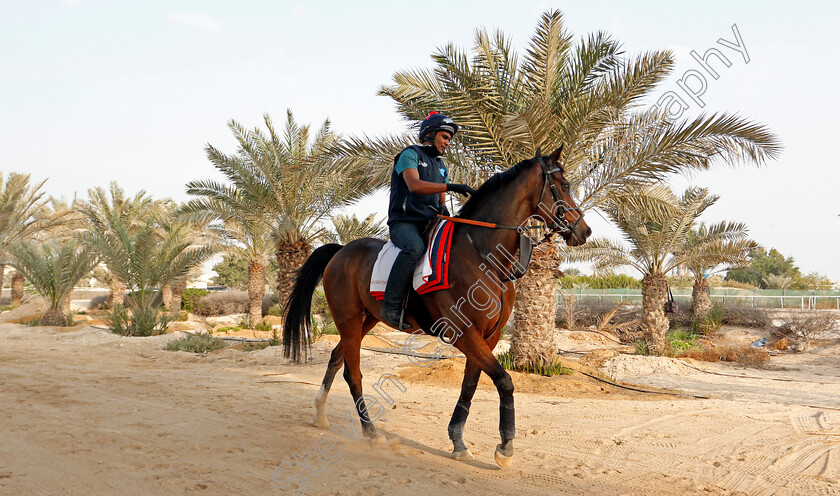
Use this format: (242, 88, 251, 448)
(418, 112, 458, 143)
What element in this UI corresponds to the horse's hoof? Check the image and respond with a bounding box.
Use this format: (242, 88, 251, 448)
(312, 416, 330, 429)
(452, 449, 475, 461)
(494, 445, 514, 468)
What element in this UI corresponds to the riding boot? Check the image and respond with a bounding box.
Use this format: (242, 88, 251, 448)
(380, 251, 415, 330)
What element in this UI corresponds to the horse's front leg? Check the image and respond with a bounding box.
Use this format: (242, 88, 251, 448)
(454, 331, 516, 468)
(449, 359, 481, 461)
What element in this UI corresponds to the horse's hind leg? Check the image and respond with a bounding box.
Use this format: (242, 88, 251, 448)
(340, 314, 382, 442)
(449, 358, 481, 461)
(313, 342, 343, 428)
(313, 315, 378, 429)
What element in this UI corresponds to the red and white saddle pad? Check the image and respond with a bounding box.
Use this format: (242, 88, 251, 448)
(370, 219, 454, 300)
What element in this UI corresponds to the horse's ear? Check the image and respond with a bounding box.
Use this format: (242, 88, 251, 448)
(550, 144, 564, 162)
(534, 147, 542, 158)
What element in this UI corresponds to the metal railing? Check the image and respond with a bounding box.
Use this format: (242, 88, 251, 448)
(557, 289, 840, 310)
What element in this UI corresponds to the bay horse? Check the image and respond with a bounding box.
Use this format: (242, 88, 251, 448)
(283, 145, 590, 468)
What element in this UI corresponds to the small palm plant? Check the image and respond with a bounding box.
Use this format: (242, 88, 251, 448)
(8, 240, 98, 326)
(81, 218, 214, 336)
(560, 186, 740, 354)
(77, 181, 154, 306)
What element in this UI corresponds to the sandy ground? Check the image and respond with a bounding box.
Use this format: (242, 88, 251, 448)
(0, 321, 839, 496)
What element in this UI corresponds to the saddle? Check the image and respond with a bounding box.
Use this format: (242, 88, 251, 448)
(370, 218, 454, 300)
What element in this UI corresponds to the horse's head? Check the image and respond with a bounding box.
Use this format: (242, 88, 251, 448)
(532, 145, 591, 246)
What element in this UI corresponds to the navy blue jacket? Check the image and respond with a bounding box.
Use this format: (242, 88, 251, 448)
(387, 145, 448, 225)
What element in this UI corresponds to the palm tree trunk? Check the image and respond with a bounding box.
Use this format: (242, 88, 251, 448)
(11, 271, 25, 306)
(109, 278, 126, 306)
(248, 260, 267, 325)
(510, 245, 559, 366)
(171, 279, 186, 314)
(0, 264, 5, 298)
(41, 307, 66, 326)
(692, 278, 712, 320)
(61, 294, 72, 315)
(642, 273, 670, 354)
(161, 284, 173, 311)
(275, 240, 312, 309)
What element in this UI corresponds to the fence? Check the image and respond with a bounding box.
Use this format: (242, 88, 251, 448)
(556, 288, 840, 310)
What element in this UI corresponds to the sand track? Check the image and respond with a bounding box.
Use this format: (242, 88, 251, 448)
(0, 323, 838, 495)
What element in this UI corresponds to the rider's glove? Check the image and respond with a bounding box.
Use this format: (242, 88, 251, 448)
(446, 183, 477, 197)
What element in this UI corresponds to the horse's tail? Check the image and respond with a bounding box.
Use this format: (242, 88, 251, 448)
(283, 243, 344, 362)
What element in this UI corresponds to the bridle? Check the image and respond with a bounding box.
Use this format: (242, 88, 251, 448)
(439, 156, 584, 237)
(535, 156, 584, 236)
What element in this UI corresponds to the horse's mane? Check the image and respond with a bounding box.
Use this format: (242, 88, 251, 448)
(457, 158, 539, 218)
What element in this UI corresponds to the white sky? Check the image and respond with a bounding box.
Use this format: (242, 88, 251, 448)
(2, 1, 838, 281)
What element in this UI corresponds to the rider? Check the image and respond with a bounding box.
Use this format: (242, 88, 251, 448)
(380, 112, 477, 329)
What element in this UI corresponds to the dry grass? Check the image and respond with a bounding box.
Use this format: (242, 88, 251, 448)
(723, 306, 772, 328)
(679, 345, 770, 366)
(195, 291, 250, 316)
(774, 312, 839, 343)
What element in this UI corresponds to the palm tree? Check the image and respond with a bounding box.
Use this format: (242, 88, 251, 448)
(0, 173, 70, 294)
(560, 186, 746, 353)
(680, 222, 757, 319)
(8, 240, 98, 325)
(77, 181, 154, 306)
(337, 9, 780, 365)
(81, 217, 214, 335)
(148, 200, 218, 313)
(180, 185, 274, 325)
(204, 111, 377, 307)
(326, 213, 388, 244)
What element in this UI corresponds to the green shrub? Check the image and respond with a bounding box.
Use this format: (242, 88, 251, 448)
(269, 328, 281, 347)
(181, 288, 210, 313)
(108, 305, 129, 335)
(692, 304, 724, 335)
(216, 325, 242, 333)
(267, 304, 284, 317)
(254, 320, 273, 332)
(496, 351, 573, 376)
(109, 304, 172, 337)
(165, 332, 227, 353)
(175, 310, 189, 322)
(313, 315, 338, 339)
(0, 304, 14, 313)
(667, 326, 700, 352)
(633, 339, 652, 356)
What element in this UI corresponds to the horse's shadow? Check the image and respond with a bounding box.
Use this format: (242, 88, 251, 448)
(361, 427, 500, 471)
